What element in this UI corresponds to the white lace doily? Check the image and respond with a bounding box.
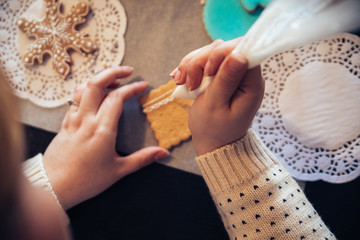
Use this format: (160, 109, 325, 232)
(253, 33, 360, 183)
(0, 0, 126, 108)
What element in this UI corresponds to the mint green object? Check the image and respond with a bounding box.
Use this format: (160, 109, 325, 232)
(203, 0, 269, 41)
(241, 0, 270, 11)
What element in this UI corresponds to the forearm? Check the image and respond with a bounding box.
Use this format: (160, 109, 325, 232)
(196, 129, 335, 239)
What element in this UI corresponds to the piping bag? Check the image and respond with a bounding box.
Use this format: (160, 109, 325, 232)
(172, 0, 360, 100)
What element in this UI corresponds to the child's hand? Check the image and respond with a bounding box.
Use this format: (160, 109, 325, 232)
(173, 38, 240, 90)
(174, 39, 264, 155)
(43, 66, 169, 210)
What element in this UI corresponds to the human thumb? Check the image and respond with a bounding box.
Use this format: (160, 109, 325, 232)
(207, 52, 248, 107)
(116, 147, 169, 176)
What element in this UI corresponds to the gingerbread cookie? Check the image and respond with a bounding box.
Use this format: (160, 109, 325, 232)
(139, 80, 194, 150)
(17, 0, 97, 78)
(240, 0, 269, 13)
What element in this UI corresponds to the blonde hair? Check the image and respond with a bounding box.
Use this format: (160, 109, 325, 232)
(0, 69, 24, 238)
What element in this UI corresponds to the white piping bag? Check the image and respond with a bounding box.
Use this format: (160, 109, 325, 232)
(172, 0, 360, 100)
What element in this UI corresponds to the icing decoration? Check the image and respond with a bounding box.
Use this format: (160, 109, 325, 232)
(240, 0, 270, 13)
(17, 0, 97, 78)
(0, 0, 127, 108)
(252, 33, 360, 183)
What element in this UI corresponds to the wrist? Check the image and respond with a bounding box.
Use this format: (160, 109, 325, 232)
(192, 133, 247, 156)
(23, 154, 70, 222)
(193, 139, 219, 156)
(42, 157, 74, 211)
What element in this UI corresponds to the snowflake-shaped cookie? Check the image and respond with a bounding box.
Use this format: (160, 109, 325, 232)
(17, 0, 97, 78)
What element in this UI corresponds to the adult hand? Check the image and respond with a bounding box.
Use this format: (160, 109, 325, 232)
(173, 39, 264, 155)
(43, 66, 169, 210)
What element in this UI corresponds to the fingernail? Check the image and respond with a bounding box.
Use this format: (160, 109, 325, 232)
(204, 62, 211, 76)
(135, 81, 148, 87)
(121, 66, 134, 71)
(155, 150, 170, 161)
(169, 68, 178, 78)
(186, 78, 193, 91)
(174, 70, 181, 84)
(231, 50, 247, 64)
(229, 51, 247, 72)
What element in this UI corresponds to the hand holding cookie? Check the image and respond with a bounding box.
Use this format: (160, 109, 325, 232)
(42, 66, 169, 210)
(174, 40, 264, 155)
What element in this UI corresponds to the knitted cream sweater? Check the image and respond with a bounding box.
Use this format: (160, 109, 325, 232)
(196, 129, 335, 239)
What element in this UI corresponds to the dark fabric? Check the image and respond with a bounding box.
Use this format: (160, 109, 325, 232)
(304, 177, 360, 240)
(24, 125, 359, 239)
(67, 163, 229, 240)
(24, 125, 56, 160)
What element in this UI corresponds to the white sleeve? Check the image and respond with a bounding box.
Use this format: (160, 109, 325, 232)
(23, 153, 69, 224)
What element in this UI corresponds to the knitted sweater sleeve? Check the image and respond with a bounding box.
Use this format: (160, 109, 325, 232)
(195, 129, 335, 240)
(23, 154, 69, 224)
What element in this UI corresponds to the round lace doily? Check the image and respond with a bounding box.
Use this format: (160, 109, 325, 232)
(253, 33, 360, 183)
(0, 0, 126, 108)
